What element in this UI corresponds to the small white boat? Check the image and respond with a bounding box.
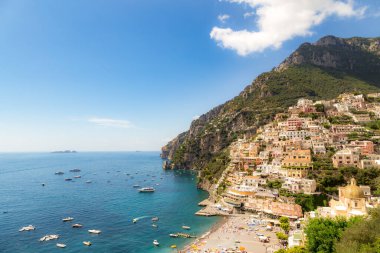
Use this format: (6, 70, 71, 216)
(19, 225, 35, 232)
(56, 243, 66, 248)
(151, 217, 159, 222)
(72, 223, 83, 228)
(86, 180, 92, 183)
(182, 226, 191, 230)
(133, 218, 138, 223)
(169, 233, 178, 238)
(138, 187, 155, 192)
(62, 217, 74, 222)
(88, 229, 101, 234)
(153, 240, 159, 246)
(83, 241, 92, 246)
(39, 234, 59, 242)
(74, 175, 81, 178)
(152, 224, 158, 228)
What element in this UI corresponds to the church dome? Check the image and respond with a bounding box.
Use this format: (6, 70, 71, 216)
(343, 178, 364, 199)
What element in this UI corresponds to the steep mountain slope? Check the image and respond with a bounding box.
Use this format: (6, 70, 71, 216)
(161, 35, 380, 185)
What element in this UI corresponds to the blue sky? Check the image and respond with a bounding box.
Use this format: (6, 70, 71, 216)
(0, 0, 379, 151)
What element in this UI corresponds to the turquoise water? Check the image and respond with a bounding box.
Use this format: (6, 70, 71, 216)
(0, 152, 219, 253)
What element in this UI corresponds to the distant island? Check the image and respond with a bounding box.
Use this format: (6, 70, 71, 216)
(51, 150, 77, 154)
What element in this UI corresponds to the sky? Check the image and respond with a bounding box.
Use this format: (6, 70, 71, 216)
(0, 0, 379, 152)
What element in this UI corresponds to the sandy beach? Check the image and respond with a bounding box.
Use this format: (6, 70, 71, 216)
(180, 214, 282, 253)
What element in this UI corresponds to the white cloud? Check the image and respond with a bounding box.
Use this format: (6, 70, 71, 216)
(218, 14, 230, 23)
(211, 0, 366, 56)
(88, 117, 133, 129)
(243, 12, 255, 18)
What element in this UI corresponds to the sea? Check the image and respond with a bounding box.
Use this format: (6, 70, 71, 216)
(0, 152, 219, 253)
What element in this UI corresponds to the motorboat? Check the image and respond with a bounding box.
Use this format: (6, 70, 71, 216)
(56, 243, 66, 248)
(72, 223, 83, 228)
(19, 225, 35, 232)
(171, 245, 177, 248)
(153, 240, 159, 246)
(39, 234, 59, 242)
(152, 224, 158, 228)
(55, 172, 64, 175)
(62, 217, 74, 222)
(70, 169, 81, 172)
(86, 180, 92, 183)
(88, 229, 101, 234)
(74, 175, 81, 178)
(65, 178, 72, 181)
(138, 187, 155, 193)
(83, 241, 92, 246)
(182, 226, 191, 230)
(133, 218, 138, 223)
(151, 217, 159, 222)
(169, 234, 178, 238)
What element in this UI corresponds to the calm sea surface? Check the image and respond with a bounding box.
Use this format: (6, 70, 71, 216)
(0, 152, 219, 253)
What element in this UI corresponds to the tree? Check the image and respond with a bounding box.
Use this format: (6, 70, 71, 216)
(276, 232, 289, 241)
(275, 246, 307, 253)
(305, 216, 359, 253)
(335, 208, 380, 253)
(280, 216, 290, 234)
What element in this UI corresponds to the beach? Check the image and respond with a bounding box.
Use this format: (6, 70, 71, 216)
(180, 214, 282, 253)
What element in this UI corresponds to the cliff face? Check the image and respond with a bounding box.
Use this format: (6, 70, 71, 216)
(161, 35, 380, 182)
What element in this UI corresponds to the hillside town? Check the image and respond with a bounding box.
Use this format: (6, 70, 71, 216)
(187, 93, 380, 253)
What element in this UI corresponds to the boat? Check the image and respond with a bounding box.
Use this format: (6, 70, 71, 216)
(65, 178, 72, 181)
(152, 224, 158, 228)
(153, 240, 159, 246)
(151, 217, 159, 222)
(182, 226, 191, 230)
(74, 175, 81, 178)
(62, 217, 74, 222)
(55, 172, 64, 175)
(56, 243, 66, 248)
(177, 233, 196, 238)
(70, 169, 81, 172)
(41, 183, 46, 186)
(171, 245, 177, 248)
(86, 180, 92, 183)
(133, 218, 138, 223)
(138, 187, 155, 193)
(19, 225, 35, 232)
(83, 241, 92, 246)
(169, 233, 178, 238)
(39, 234, 59, 242)
(88, 229, 101, 234)
(72, 223, 83, 228)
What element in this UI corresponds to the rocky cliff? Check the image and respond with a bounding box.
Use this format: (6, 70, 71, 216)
(161, 35, 380, 185)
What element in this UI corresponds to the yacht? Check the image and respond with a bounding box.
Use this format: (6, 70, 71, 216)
(182, 226, 191, 230)
(169, 233, 178, 238)
(83, 241, 92, 246)
(56, 243, 66, 248)
(39, 234, 59, 242)
(19, 225, 35, 232)
(138, 187, 155, 193)
(72, 223, 83, 228)
(64, 178, 72, 181)
(88, 229, 101, 234)
(153, 240, 159, 246)
(74, 175, 81, 178)
(62, 217, 74, 222)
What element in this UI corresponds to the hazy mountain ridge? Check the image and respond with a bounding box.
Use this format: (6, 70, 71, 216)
(161, 35, 380, 185)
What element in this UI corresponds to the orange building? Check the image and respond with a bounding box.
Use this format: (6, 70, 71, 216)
(281, 149, 313, 178)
